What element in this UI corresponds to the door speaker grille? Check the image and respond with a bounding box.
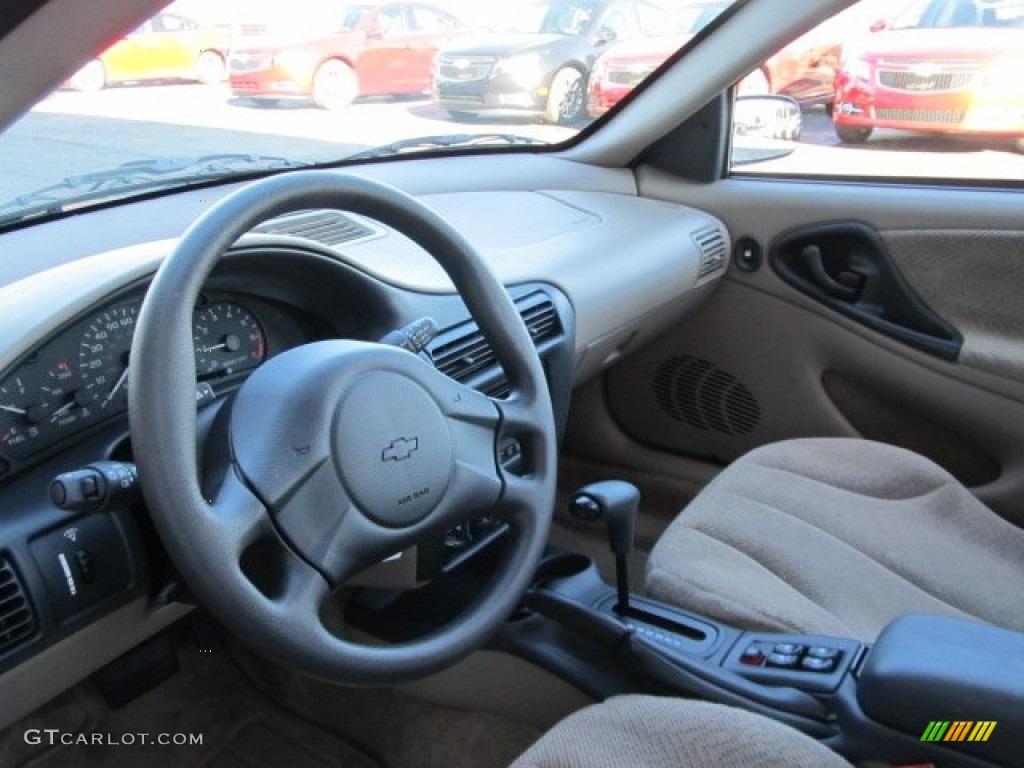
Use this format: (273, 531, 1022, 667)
(654, 356, 760, 435)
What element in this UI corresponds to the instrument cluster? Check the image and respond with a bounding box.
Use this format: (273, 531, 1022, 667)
(0, 291, 280, 464)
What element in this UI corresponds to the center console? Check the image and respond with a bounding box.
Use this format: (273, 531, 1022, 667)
(500, 480, 1019, 768)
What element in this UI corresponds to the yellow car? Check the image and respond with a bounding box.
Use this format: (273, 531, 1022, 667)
(68, 11, 229, 92)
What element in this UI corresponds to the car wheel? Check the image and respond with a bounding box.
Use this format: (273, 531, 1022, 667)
(312, 59, 359, 111)
(544, 67, 585, 126)
(195, 51, 226, 85)
(777, 118, 802, 142)
(69, 59, 106, 93)
(835, 124, 873, 144)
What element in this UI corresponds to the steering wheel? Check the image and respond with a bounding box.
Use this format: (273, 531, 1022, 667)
(128, 171, 557, 683)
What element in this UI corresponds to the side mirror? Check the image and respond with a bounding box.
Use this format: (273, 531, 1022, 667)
(869, 17, 889, 33)
(732, 95, 802, 165)
(366, 22, 388, 39)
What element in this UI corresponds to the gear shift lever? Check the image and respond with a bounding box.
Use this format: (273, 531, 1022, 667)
(570, 481, 640, 616)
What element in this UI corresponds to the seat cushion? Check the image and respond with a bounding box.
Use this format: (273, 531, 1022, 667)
(510, 695, 851, 768)
(646, 438, 1024, 642)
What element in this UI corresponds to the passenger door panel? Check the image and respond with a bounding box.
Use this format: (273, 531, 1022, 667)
(600, 173, 1024, 523)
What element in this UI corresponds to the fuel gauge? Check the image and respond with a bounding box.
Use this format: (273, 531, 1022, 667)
(0, 373, 49, 457)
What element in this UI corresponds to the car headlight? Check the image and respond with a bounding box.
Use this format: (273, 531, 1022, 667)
(843, 56, 872, 83)
(272, 48, 316, 77)
(982, 57, 1024, 91)
(497, 53, 545, 90)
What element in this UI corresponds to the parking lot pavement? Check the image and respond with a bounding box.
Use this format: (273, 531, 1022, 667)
(0, 84, 575, 202)
(747, 109, 1024, 181)
(1, 83, 1022, 203)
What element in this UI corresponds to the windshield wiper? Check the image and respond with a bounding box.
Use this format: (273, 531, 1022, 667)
(346, 133, 546, 161)
(0, 153, 310, 228)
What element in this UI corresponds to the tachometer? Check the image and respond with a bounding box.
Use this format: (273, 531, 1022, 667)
(193, 302, 266, 379)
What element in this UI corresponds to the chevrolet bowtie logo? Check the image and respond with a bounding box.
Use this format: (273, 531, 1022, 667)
(382, 437, 420, 462)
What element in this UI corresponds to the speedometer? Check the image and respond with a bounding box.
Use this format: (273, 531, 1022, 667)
(193, 302, 266, 379)
(78, 302, 138, 414)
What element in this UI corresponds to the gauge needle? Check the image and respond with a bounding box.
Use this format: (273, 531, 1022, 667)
(105, 367, 129, 402)
(51, 401, 74, 418)
(200, 342, 227, 352)
(0, 404, 26, 415)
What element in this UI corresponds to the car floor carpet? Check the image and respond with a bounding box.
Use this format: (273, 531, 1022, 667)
(230, 643, 541, 768)
(0, 624, 540, 768)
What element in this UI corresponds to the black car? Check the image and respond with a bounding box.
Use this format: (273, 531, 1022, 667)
(434, 0, 672, 124)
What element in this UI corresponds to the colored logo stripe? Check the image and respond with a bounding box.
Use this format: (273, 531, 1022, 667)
(945, 721, 973, 741)
(921, 721, 949, 741)
(921, 721, 997, 742)
(968, 722, 997, 742)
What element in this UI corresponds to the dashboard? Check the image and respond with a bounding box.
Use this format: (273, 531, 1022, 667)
(0, 155, 730, 728)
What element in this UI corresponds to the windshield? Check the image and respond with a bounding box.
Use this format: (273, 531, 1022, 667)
(0, 0, 740, 226)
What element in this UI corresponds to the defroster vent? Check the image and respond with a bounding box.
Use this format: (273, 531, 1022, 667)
(252, 209, 380, 247)
(694, 226, 728, 282)
(0, 556, 36, 656)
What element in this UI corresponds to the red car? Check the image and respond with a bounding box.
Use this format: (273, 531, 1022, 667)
(228, 3, 464, 109)
(587, 1, 724, 117)
(588, 0, 884, 118)
(833, 0, 1024, 147)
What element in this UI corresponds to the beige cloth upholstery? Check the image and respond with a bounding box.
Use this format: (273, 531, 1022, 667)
(646, 438, 1024, 642)
(510, 696, 850, 768)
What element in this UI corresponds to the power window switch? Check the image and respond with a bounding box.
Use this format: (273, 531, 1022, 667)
(800, 656, 836, 673)
(773, 643, 805, 655)
(767, 652, 800, 668)
(807, 646, 839, 660)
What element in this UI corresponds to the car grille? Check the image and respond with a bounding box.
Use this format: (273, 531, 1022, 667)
(878, 70, 975, 92)
(229, 53, 273, 73)
(238, 23, 269, 37)
(437, 55, 496, 82)
(877, 59, 978, 93)
(875, 108, 965, 124)
(607, 67, 654, 87)
(436, 84, 485, 103)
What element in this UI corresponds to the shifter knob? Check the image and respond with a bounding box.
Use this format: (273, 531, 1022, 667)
(571, 481, 640, 615)
(572, 480, 639, 556)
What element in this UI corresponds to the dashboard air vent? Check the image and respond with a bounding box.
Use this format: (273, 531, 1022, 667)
(0, 556, 36, 656)
(252, 209, 380, 247)
(430, 292, 560, 391)
(694, 226, 728, 281)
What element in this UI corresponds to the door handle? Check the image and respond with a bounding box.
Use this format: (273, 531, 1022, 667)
(800, 244, 863, 300)
(771, 221, 962, 360)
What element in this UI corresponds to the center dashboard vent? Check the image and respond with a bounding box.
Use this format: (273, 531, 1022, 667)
(694, 226, 728, 283)
(429, 291, 561, 396)
(251, 209, 381, 247)
(0, 556, 36, 657)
